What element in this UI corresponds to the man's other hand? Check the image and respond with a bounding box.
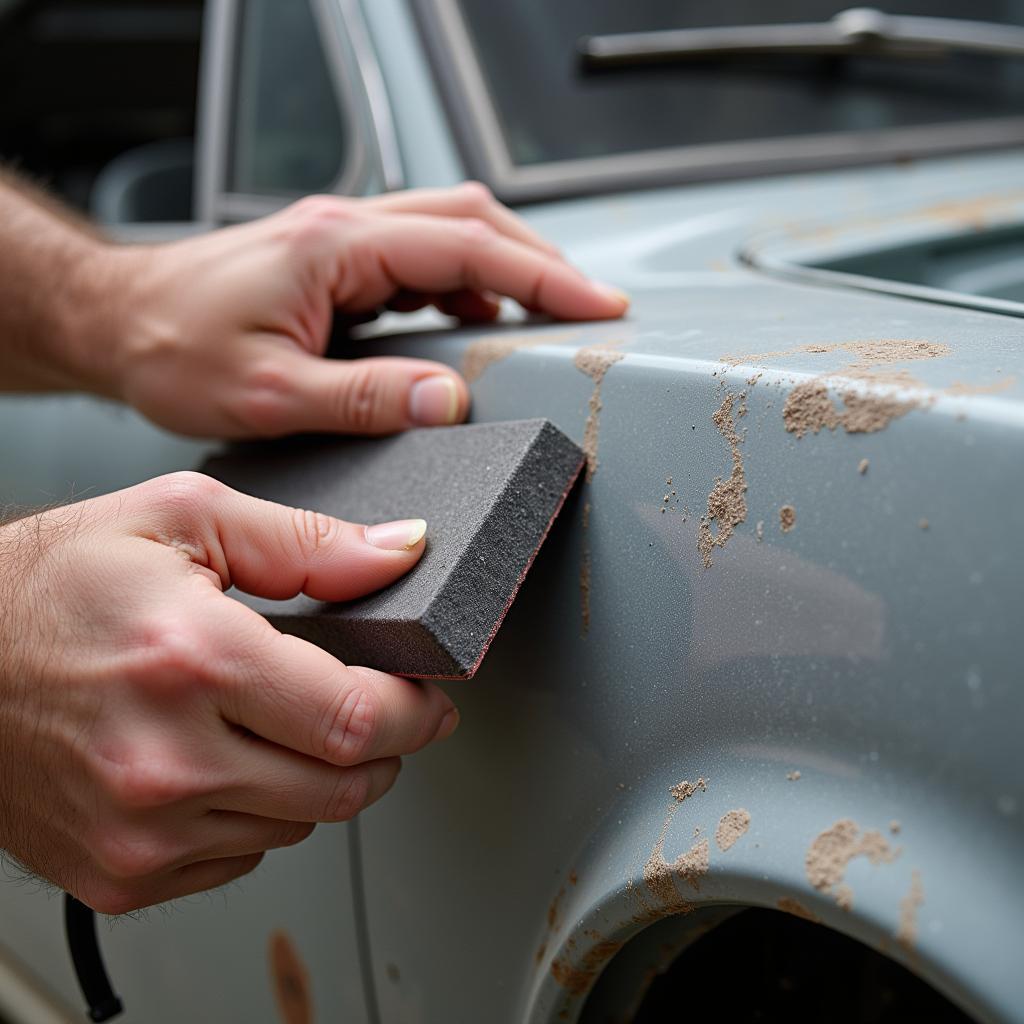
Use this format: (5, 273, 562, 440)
(99, 183, 628, 438)
(0, 472, 456, 913)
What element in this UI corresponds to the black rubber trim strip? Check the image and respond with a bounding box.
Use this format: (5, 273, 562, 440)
(64, 895, 123, 1022)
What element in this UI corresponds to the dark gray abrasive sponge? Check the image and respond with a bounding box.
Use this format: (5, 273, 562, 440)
(201, 419, 583, 679)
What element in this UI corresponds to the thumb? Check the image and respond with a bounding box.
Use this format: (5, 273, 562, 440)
(271, 352, 469, 435)
(139, 473, 427, 602)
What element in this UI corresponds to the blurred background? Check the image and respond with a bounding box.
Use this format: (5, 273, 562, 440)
(0, 0, 203, 216)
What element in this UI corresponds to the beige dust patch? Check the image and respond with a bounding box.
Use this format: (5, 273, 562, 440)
(461, 328, 582, 382)
(574, 342, 625, 482)
(697, 392, 748, 568)
(945, 376, 1017, 396)
(896, 869, 925, 951)
(805, 818, 900, 910)
(715, 809, 751, 852)
(670, 777, 708, 803)
(779, 505, 796, 533)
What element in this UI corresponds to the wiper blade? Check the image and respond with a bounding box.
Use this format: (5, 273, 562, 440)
(580, 8, 1024, 69)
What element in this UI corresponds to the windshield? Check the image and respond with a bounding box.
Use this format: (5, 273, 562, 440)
(419, 0, 1024, 197)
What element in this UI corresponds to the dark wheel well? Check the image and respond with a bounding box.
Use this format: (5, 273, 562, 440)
(581, 907, 976, 1024)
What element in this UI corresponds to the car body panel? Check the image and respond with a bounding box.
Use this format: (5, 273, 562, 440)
(0, 0, 1021, 1019)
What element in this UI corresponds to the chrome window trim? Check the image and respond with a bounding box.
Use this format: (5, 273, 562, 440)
(195, 0, 379, 225)
(330, 0, 404, 192)
(413, 0, 1024, 204)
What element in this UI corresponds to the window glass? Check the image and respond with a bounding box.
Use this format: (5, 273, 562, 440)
(454, 0, 1024, 166)
(230, 0, 347, 194)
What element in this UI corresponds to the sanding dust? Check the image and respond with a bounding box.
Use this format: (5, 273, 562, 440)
(896, 870, 924, 951)
(779, 505, 796, 533)
(461, 329, 581, 382)
(724, 339, 950, 373)
(835, 884, 855, 911)
(755, 520, 764, 542)
(839, 391, 917, 434)
(715, 809, 751, 852)
(640, 781, 711, 916)
(777, 897, 820, 923)
(268, 930, 313, 1024)
(889, 820, 901, 834)
(783, 383, 916, 437)
(783, 381, 839, 437)
(805, 819, 900, 909)
(575, 342, 624, 482)
(919, 518, 930, 530)
(786, 770, 802, 782)
(697, 392, 747, 568)
(945, 376, 1017, 396)
(729, 339, 955, 438)
(670, 778, 707, 803)
(858, 458, 869, 475)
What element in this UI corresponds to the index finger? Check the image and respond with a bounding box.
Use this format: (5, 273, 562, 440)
(335, 212, 629, 321)
(362, 181, 563, 258)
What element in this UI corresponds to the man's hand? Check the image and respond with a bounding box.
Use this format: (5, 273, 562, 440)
(0, 472, 456, 913)
(1, 181, 627, 437)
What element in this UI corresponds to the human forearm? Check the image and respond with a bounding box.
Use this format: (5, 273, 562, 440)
(0, 175, 129, 395)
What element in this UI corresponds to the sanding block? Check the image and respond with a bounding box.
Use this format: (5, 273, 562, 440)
(202, 419, 583, 679)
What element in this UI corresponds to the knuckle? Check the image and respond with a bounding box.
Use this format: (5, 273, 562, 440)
(331, 363, 389, 432)
(94, 746, 199, 811)
(234, 359, 297, 436)
(323, 770, 370, 822)
(130, 615, 217, 689)
(278, 822, 315, 849)
(92, 829, 169, 881)
(458, 180, 493, 209)
(280, 195, 357, 246)
(289, 506, 340, 557)
(457, 217, 496, 247)
(319, 685, 378, 765)
(81, 879, 147, 916)
(145, 470, 224, 519)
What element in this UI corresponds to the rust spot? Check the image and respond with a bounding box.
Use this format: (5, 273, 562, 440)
(914, 191, 1024, 231)
(268, 930, 313, 1024)
(547, 886, 566, 931)
(777, 897, 821, 923)
(568, 870, 579, 886)
(550, 935, 624, 996)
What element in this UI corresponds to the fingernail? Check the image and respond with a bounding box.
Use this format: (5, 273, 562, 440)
(409, 375, 460, 426)
(365, 518, 427, 550)
(595, 282, 630, 307)
(434, 707, 460, 742)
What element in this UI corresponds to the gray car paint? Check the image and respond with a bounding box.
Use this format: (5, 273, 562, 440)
(0, 2, 1022, 1022)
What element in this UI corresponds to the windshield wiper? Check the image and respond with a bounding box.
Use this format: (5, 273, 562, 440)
(580, 8, 1024, 69)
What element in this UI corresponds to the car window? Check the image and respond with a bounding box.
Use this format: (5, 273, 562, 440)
(229, 0, 348, 195)
(453, 0, 1024, 167)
